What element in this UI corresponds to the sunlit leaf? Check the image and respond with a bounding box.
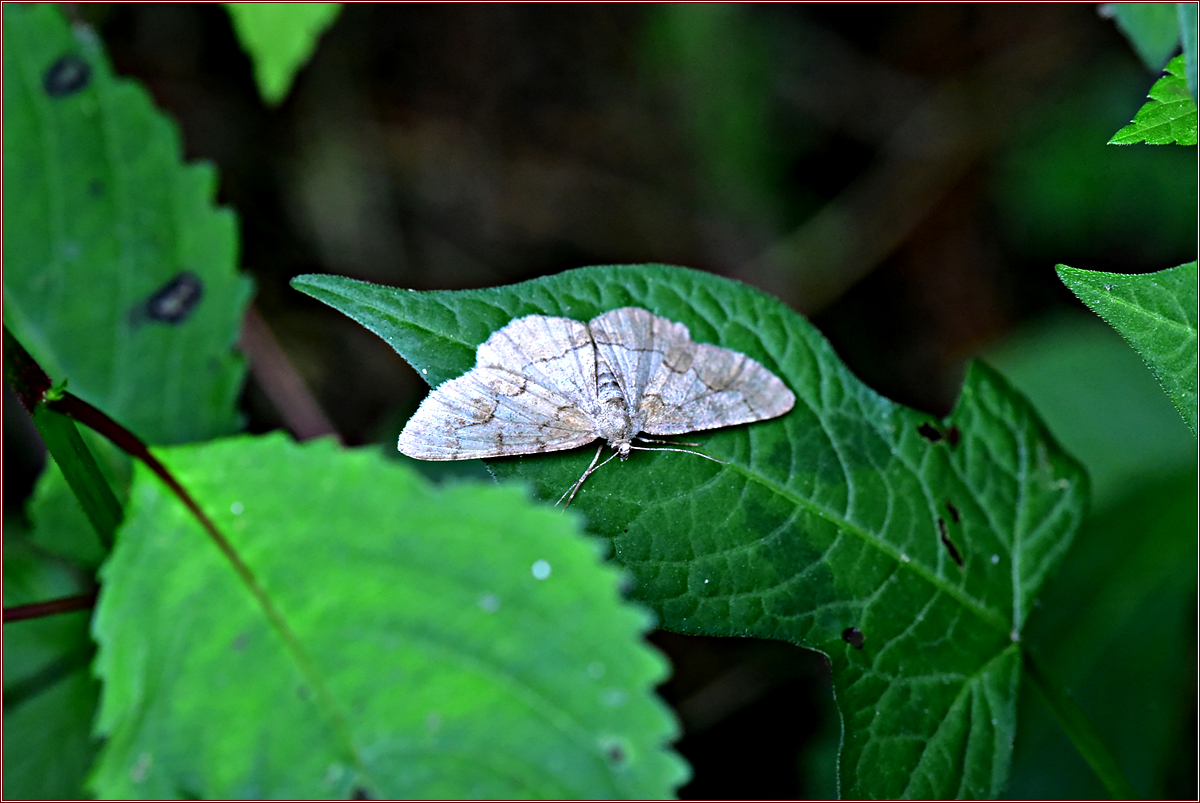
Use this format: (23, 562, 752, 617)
(90, 434, 688, 799)
(1110, 54, 1198, 144)
(224, 3, 342, 105)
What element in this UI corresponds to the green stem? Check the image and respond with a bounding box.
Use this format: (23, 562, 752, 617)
(31, 405, 121, 550)
(1022, 647, 1137, 800)
(4, 325, 122, 550)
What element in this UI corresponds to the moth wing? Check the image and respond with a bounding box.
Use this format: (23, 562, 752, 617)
(589, 307, 793, 436)
(397, 315, 602, 460)
(587, 307, 686, 418)
(640, 338, 795, 435)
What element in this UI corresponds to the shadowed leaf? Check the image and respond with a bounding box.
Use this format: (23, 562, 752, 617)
(294, 264, 1089, 798)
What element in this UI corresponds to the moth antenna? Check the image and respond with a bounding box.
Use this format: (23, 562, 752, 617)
(628, 444, 728, 465)
(635, 435, 701, 447)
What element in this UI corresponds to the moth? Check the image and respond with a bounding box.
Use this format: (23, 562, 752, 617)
(397, 306, 795, 504)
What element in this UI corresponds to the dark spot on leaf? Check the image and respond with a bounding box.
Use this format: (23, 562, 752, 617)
(144, 271, 204, 324)
(917, 422, 943, 442)
(945, 500, 960, 523)
(88, 179, 105, 197)
(946, 424, 961, 447)
(842, 627, 865, 649)
(938, 519, 963, 567)
(43, 54, 91, 97)
(231, 633, 247, 651)
(351, 787, 373, 800)
(605, 743, 626, 765)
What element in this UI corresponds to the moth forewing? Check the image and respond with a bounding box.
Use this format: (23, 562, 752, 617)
(397, 306, 795, 502)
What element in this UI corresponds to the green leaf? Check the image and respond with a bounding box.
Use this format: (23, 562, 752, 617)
(982, 312, 1194, 511)
(985, 318, 1193, 793)
(1010, 470, 1197, 798)
(90, 434, 687, 799)
(30, 406, 122, 549)
(292, 264, 1091, 798)
(26, 430, 127, 569)
(1056, 263, 1197, 436)
(1109, 54, 1198, 144)
(224, 3, 342, 106)
(3, 535, 100, 800)
(1180, 2, 1198, 101)
(2, 3, 252, 446)
(1111, 2, 1182, 72)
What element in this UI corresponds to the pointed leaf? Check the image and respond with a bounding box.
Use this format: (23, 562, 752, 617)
(90, 434, 687, 799)
(1057, 262, 1197, 435)
(224, 3, 342, 106)
(293, 264, 1089, 798)
(2, 3, 252, 445)
(1109, 54, 1198, 144)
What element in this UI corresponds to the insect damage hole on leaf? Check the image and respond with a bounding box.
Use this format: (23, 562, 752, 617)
(945, 500, 960, 523)
(43, 54, 90, 97)
(945, 423, 961, 446)
(917, 422, 943, 442)
(129, 272, 205, 326)
(937, 518, 964, 568)
(396, 307, 795, 504)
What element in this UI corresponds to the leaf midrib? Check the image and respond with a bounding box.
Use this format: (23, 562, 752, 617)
(700, 446, 1012, 638)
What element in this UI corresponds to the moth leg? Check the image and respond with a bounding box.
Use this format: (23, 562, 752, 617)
(557, 442, 616, 508)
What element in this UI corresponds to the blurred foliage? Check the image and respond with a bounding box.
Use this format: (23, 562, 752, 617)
(640, 5, 788, 225)
(1109, 2, 1183, 71)
(990, 55, 1196, 273)
(223, 3, 342, 105)
(987, 312, 1196, 799)
(4, 3, 1197, 799)
(2, 3, 252, 446)
(1180, 3, 1198, 99)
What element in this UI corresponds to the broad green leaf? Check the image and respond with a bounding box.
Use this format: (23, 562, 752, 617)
(2, 3, 252, 446)
(1111, 2, 1181, 72)
(1057, 263, 1197, 436)
(224, 3, 342, 106)
(3, 535, 100, 800)
(1109, 54, 1198, 144)
(90, 434, 687, 799)
(292, 264, 1090, 798)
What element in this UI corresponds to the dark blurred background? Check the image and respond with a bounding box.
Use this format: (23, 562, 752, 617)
(11, 3, 1196, 798)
